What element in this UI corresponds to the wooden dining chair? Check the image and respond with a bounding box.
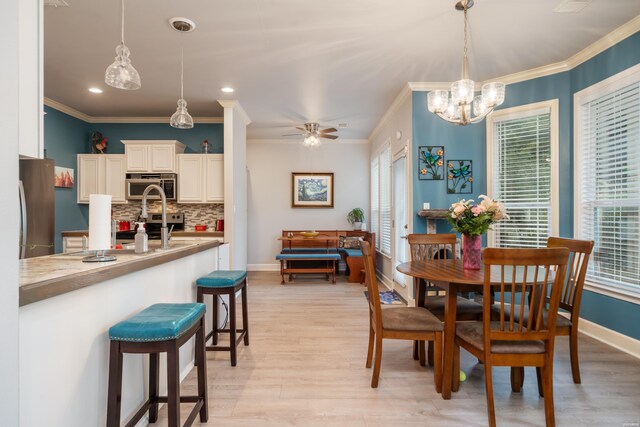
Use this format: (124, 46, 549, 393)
(361, 241, 443, 391)
(453, 247, 569, 427)
(407, 234, 483, 365)
(505, 237, 594, 386)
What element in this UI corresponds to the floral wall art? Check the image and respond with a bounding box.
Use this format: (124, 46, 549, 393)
(418, 146, 444, 180)
(447, 160, 473, 194)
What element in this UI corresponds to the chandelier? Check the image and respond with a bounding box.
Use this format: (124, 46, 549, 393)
(104, 0, 141, 90)
(427, 0, 505, 125)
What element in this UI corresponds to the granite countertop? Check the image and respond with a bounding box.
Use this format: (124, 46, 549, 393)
(19, 240, 220, 306)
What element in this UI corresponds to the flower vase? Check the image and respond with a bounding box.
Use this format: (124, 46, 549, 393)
(462, 234, 482, 270)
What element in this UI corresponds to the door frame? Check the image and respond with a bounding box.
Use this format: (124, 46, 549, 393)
(391, 142, 412, 297)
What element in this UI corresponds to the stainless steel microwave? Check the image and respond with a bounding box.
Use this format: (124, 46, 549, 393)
(126, 173, 177, 201)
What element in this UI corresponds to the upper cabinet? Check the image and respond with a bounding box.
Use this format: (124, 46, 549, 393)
(177, 154, 224, 203)
(18, 0, 43, 158)
(122, 140, 186, 172)
(77, 154, 127, 204)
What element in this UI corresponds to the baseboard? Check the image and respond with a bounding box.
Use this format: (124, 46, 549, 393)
(568, 313, 640, 359)
(376, 271, 393, 291)
(247, 263, 279, 271)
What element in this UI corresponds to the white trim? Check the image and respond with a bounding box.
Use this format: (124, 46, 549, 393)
(247, 138, 369, 145)
(368, 84, 411, 141)
(371, 137, 391, 159)
(567, 314, 640, 359)
(583, 282, 640, 305)
(486, 99, 559, 247)
(247, 263, 280, 272)
(44, 98, 223, 123)
(217, 99, 252, 125)
(408, 15, 640, 90)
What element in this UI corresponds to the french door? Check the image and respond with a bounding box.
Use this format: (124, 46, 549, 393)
(392, 147, 409, 292)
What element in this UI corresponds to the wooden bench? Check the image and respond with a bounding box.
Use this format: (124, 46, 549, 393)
(279, 230, 376, 283)
(275, 252, 341, 284)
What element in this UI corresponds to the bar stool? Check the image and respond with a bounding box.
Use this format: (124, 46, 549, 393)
(196, 270, 249, 366)
(106, 303, 208, 427)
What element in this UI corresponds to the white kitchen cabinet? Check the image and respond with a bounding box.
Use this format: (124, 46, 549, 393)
(122, 140, 186, 172)
(177, 154, 224, 203)
(77, 154, 127, 204)
(62, 236, 85, 253)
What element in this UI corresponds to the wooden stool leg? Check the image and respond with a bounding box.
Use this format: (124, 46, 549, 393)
(166, 341, 180, 427)
(106, 341, 123, 427)
(196, 318, 209, 422)
(241, 282, 249, 345)
(148, 352, 160, 422)
(229, 290, 238, 366)
(211, 294, 219, 345)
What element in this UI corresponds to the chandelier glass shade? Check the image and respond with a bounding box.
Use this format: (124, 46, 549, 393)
(427, 0, 504, 125)
(104, 0, 141, 90)
(302, 134, 321, 147)
(170, 36, 194, 129)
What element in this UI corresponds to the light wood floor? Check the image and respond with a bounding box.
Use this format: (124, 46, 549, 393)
(155, 271, 640, 426)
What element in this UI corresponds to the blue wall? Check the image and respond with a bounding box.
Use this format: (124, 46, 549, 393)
(43, 106, 224, 252)
(412, 32, 640, 339)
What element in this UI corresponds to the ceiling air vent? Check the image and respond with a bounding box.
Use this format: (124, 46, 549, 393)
(554, 0, 592, 13)
(44, 0, 69, 7)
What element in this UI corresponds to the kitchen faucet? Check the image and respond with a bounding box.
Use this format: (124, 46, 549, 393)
(140, 184, 170, 249)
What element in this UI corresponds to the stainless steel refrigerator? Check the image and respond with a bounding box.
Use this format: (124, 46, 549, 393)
(19, 158, 55, 258)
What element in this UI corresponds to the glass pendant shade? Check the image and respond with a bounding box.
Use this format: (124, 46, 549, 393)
(481, 82, 505, 107)
(303, 135, 320, 147)
(451, 79, 475, 105)
(473, 95, 488, 116)
(427, 90, 449, 113)
(105, 43, 141, 90)
(170, 99, 194, 129)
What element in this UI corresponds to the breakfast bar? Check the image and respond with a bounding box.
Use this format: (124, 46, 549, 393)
(19, 240, 227, 427)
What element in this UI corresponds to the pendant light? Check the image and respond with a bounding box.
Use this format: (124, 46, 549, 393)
(169, 18, 196, 129)
(105, 0, 141, 90)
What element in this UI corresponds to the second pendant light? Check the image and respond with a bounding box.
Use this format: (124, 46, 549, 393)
(169, 18, 195, 129)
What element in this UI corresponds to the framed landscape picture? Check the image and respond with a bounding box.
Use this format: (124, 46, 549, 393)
(292, 172, 334, 208)
(418, 146, 444, 180)
(54, 166, 75, 188)
(447, 160, 473, 194)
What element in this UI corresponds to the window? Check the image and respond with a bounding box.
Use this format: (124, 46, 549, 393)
(371, 144, 391, 256)
(575, 64, 640, 297)
(487, 100, 559, 248)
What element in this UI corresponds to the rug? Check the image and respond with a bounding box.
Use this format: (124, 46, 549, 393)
(363, 290, 404, 305)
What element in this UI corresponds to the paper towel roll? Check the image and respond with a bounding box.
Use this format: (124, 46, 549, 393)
(88, 194, 112, 251)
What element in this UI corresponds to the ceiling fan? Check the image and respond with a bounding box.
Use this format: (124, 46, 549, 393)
(283, 123, 338, 147)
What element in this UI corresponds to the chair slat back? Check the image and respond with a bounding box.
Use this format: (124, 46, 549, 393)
(546, 237, 594, 314)
(361, 241, 382, 327)
(483, 248, 569, 343)
(407, 234, 457, 262)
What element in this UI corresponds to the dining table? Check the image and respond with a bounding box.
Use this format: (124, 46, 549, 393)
(396, 258, 553, 400)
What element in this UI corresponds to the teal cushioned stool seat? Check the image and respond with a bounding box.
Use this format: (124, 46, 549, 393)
(106, 302, 208, 427)
(196, 270, 247, 288)
(109, 303, 205, 342)
(196, 270, 249, 367)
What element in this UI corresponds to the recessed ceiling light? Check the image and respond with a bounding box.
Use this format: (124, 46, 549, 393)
(88, 87, 103, 94)
(221, 87, 235, 93)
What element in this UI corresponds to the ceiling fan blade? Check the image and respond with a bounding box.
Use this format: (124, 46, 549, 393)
(320, 134, 339, 140)
(282, 133, 304, 137)
(295, 126, 306, 132)
(319, 127, 338, 134)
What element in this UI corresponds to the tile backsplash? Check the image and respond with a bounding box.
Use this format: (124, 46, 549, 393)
(112, 202, 224, 230)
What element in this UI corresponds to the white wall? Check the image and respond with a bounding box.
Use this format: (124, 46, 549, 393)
(368, 86, 413, 301)
(0, 0, 20, 424)
(246, 139, 370, 270)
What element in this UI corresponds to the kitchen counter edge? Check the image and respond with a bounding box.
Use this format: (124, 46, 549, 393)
(19, 240, 221, 307)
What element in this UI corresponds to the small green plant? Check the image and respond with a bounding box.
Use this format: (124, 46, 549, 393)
(347, 208, 365, 225)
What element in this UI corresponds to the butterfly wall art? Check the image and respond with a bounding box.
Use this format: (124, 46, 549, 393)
(418, 146, 444, 180)
(447, 160, 473, 194)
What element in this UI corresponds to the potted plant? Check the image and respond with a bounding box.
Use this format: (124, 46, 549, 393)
(347, 208, 365, 230)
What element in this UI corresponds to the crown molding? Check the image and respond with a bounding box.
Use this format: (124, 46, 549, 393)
(217, 100, 252, 125)
(409, 15, 640, 89)
(43, 97, 223, 124)
(247, 138, 368, 145)
(368, 83, 412, 141)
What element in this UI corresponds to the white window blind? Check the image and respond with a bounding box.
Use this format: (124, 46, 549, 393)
(491, 107, 553, 248)
(577, 76, 640, 292)
(370, 158, 380, 249)
(379, 146, 392, 255)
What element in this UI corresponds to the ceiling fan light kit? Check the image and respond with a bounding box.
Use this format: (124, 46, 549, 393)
(104, 0, 141, 90)
(169, 18, 195, 129)
(427, 0, 505, 125)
